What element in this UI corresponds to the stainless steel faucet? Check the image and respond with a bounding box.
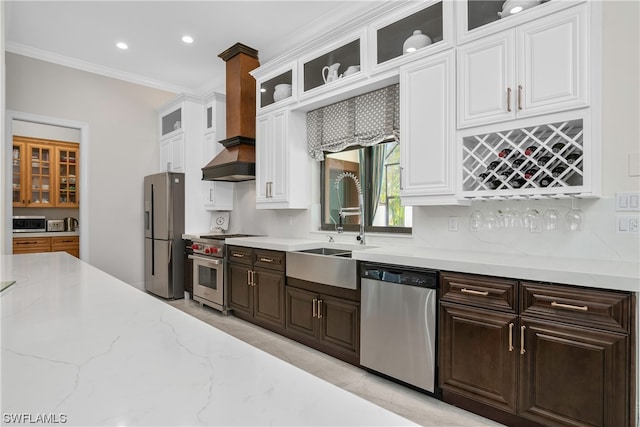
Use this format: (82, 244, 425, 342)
(334, 172, 365, 245)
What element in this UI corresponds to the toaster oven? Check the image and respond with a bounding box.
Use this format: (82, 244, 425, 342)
(47, 219, 65, 232)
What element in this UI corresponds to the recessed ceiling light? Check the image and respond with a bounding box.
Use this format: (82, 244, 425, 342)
(116, 42, 128, 50)
(182, 35, 194, 44)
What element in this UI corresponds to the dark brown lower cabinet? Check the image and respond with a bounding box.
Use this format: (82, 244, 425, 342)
(440, 272, 634, 427)
(285, 279, 360, 365)
(228, 247, 286, 333)
(519, 317, 629, 427)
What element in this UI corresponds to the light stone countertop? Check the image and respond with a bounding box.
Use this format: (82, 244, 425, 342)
(0, 252, 415, 426)
(223, 237, 639, 292)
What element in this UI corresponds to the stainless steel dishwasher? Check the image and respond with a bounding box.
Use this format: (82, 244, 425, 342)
(360, 262, 438, 393)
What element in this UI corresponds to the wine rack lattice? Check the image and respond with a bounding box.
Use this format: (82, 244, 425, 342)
(462, 119, 584, 196)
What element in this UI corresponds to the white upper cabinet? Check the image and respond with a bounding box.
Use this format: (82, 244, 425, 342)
(457, 4, 588, 129)
(252, 61, 297, 113)
(255, 108, 310, 209)
(202, 93, 233, 211)
(400, 50, 465, 206)
(298, 29, 367, 100)
(368, 0, 453, 74)
(455, 0, 586, 45)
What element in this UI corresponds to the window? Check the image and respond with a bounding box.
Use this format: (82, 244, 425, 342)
(321, 141, 412, 233)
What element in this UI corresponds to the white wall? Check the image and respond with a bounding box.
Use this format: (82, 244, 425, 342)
(1, 0, 6, 255)
(5, 53, 176, 287)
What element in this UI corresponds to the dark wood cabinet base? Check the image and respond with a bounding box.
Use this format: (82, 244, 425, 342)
(443, 390, 546, 427)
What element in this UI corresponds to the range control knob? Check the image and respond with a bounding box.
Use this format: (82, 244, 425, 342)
(192, 244, 200, 250)
(210, 247, 219, 254)
(204, 247, 211, 254)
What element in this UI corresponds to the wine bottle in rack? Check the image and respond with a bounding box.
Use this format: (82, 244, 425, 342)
(539, 174, 553, 187)
(509, 178, 526, 189)
(487, 178, 503, 190)
(512, 158, 525, 169)
(537, 155, 552, 166)
(566, 153, 580, 164)
(477, 172, 490, 182)
(524, 167, 539, 180)
(524, 146, 538, 156)
(499, 168, 514, 180)
(487, 161, 501, 170)
(551, 142, 565, 153)
(498, 148, 512, 158)
(552, 166, 566, 177)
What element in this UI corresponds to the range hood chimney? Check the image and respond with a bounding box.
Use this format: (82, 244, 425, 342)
(202, 43, 259, 182)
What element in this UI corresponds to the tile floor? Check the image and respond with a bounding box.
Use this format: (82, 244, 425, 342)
(167, 298, 504, 427)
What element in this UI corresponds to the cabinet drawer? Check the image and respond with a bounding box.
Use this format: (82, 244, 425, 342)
(228, 246, 253, 265)
(521, 282, 631, 333)
(254, 249, 285, 271)
(13, 237, 51, 254)
(51, 236, 79, 248)
(441, 272, 517, 313)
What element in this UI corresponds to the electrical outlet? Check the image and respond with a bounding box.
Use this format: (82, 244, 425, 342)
(616, 192, 640, 212)
(617, 215, 640, 233)
(448, 216, 459, 232)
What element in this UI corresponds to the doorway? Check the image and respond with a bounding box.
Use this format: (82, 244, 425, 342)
(4, 111, 89, 259)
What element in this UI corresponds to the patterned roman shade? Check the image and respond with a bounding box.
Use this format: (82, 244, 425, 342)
(307, 84, 400, 160)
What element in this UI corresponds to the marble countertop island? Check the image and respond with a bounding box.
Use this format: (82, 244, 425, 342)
(0, 253, 415, 426)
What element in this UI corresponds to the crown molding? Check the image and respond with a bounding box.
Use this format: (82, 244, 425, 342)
(6, 41, 192, 95)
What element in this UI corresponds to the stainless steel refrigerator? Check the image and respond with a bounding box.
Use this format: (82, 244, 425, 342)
(144, 172, 185, 299)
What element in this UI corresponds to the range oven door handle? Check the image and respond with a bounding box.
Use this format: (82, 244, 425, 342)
(188, 255, 222, 265)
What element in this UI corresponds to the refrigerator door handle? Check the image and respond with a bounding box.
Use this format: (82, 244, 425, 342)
(168, 240, 172, 264)
(151, 184, 155, 275)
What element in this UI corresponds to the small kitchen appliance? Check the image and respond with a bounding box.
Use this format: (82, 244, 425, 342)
(12, 216, 46, 233)
(63, 217, 78, 231)
(47, 219, 65, 232)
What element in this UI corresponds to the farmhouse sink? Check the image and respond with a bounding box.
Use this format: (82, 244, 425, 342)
(296, 247, 352, 257)
(286, 247, 361, 289)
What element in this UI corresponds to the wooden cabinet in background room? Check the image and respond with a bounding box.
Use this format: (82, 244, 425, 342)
(51, 236, 80, 258)
(12, 237, 51, 254)
(13, 136, 80, 208)
(227, 246, 286, 333)
(285, 278, 360, 366)
(439, 272, 634, 427)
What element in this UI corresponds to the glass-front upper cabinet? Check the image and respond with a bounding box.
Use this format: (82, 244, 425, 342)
(251, 62, 297, 112)
(369, 0, 453, 72)
(160, 106, 182, 138)
(12, 142, 26, 206)
(57, 145, 79, 207)
(456, 0, 582, 44)
(28, 144, 53, 207)
(299, 30, 365, 96)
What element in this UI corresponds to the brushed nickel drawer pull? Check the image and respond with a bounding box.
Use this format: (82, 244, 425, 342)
(259, 257, 274, 263)
(317, 299, 323, 319)
(231, 253, 245, 258)
(247, 270, 251, 286)
(507, 87, 512, 112)
(520, 325, 526, 355)
(461, 288, 489, 296)
(508, 323, 514, 352)
(551, 301, 588, 311)
(312, 298, 317, 318)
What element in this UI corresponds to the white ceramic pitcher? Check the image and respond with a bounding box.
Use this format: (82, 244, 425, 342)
(322, 63, 341, 84)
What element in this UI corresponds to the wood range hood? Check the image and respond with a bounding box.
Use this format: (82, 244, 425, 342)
(202, 43, 259, 182)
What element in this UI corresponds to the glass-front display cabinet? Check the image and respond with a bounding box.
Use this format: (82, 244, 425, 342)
(27, 144, 54, 207)
(57, 145, 79, 207)
(455, 0, 579, 44)
(369, 0, 452, 72)
(300, 30, 365, 96)
(12, 142, 25, 206)
(258, 68, 295, 110)
(161, 106, 182, 138)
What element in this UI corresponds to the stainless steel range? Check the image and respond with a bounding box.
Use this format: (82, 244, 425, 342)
(186, 234, 251, 313)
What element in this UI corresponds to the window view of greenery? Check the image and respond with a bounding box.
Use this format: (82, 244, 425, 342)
(321, 141, 412, 233)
